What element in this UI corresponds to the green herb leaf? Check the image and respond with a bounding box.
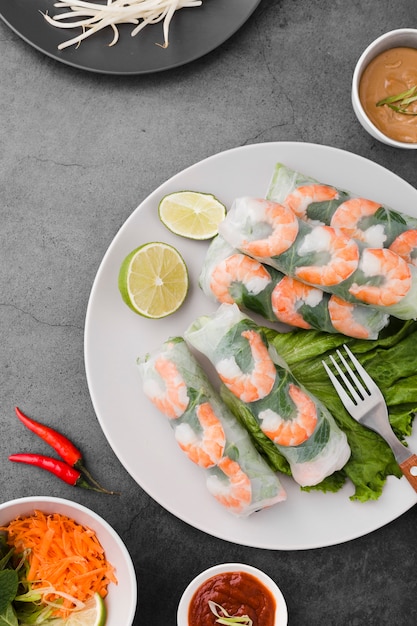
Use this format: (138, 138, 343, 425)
(0, 571, 18, 614)
(0, 602, 18, 626)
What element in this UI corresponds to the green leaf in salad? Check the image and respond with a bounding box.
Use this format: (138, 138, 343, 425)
(0, 602, 18, 626)
(0, 571, 19, 614)
(0, 534, 56, 626)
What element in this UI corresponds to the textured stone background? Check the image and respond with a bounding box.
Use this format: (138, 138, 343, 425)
(1, 1, 417, 624)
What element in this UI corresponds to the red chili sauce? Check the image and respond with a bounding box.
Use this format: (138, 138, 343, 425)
(188, 571, 276, 626)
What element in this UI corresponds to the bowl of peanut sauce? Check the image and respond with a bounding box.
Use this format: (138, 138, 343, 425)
(352, 29, 417, 148)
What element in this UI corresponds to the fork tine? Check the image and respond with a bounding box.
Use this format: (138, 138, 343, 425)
(336, 348, 369, 400)
(328, 352, 363, 404)
(343, 344, 376, 390)
(322, 359, 355, 410)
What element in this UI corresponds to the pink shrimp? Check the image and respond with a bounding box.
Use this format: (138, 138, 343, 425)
(328, 295, 372, 339)
(283, 184, 339, 219)
(144, 357, 189, 419)
(271, 275, 324, 329)
(295, 225, 359, 286)
(240, 199, 299, 258)
(330, 198, 383, 244)
(174, 402, 226, 469)
(389, 229, 417, 267)
(209, 253, 272, 304)
(349, 248, 412, 306)
(259, 383, 318, 447)
(216, 329, 276, 403)
(207, 456, 252, 515)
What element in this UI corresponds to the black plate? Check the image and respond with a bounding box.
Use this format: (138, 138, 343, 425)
(0, 0, 262, 75)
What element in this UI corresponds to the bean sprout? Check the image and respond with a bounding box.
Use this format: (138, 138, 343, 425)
(42, 0, 203, 50)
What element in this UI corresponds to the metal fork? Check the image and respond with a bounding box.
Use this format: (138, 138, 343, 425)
(322, 344, 417, 493)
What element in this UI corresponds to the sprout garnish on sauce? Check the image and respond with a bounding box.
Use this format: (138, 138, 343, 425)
(208, 601, 253, 626)
(377, 85, 417, 116)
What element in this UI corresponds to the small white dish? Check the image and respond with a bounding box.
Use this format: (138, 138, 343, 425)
(352, 28, 417, 149)
(177, 562, 288, 625)
(0, 496, 137, 626)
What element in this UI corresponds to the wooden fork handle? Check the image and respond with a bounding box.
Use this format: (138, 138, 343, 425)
(399, 455, 417, 492)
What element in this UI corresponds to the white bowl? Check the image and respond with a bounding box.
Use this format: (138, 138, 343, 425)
(352, 28, 417, 149)
(0, 496, 137, 626)
(177, 562, 288, 625)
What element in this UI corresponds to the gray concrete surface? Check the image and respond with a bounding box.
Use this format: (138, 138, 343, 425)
(1, 0, 417, 624)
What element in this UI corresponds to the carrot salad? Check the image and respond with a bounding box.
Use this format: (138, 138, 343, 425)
(1, 510, 117, 617)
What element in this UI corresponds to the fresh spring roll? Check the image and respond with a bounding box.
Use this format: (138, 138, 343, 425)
(137, 337, 286, 517)
(218, 196, 417, 320)
(184, 303, 351, 487)
(267, 162, 417, 262)
(200, 234, 389, 340)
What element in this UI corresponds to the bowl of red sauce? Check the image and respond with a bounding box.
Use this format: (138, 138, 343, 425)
(177, 562, 288, 626)
(352, 29, 417, 148)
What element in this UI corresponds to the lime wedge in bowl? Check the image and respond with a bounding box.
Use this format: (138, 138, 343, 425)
(50, 593, 106, 626)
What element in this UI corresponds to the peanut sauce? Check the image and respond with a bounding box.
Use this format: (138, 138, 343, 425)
(359, 47, 417, 143)
(188, 571, 276, 626)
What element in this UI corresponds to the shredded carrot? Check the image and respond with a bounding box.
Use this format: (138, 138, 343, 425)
(0, 510, 117, 617)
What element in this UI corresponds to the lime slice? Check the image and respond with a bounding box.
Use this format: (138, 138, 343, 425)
(158, 191, 226, 240)
(118, 242, 189, 318)
(51, 593, 107, 626)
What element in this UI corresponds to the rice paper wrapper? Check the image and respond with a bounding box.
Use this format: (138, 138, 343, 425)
(219, 197, 417, 320)
(267, 162, 417, 249)
(185, 303, 351, 487)
(137, 337, 286, 517)
(200, 234, 389, 339)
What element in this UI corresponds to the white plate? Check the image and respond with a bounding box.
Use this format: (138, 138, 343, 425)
(84, 142, 417, 550)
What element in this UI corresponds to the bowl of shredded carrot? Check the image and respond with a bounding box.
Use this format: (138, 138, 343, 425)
(0, 496, 137, 625)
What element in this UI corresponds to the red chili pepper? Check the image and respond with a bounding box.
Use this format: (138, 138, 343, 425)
(15, 406, 82, 467)
(9, 453, 116, 494)
(14, 407, 119, 495)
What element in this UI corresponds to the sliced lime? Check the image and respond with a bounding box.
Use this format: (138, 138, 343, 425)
(51, 593, 107, 626)
(159, 190, 226, 240)
(118, 242, 189, 318)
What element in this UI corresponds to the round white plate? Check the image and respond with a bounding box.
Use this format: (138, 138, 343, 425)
(84, 142, 417, 550)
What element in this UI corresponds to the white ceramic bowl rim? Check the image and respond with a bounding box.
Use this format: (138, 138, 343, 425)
(0, 496, 137, 626)
(177, 562, 288, 625)
(352, 28, 417, 149)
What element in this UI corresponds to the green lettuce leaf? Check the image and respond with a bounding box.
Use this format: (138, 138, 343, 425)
(261, 318, 417, 501)
(221, 317, 417, 501)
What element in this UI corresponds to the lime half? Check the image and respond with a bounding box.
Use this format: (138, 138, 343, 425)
(118, 242, 189, 318)
(158, 190, 226, 240)
(51, 593, 107, 626)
